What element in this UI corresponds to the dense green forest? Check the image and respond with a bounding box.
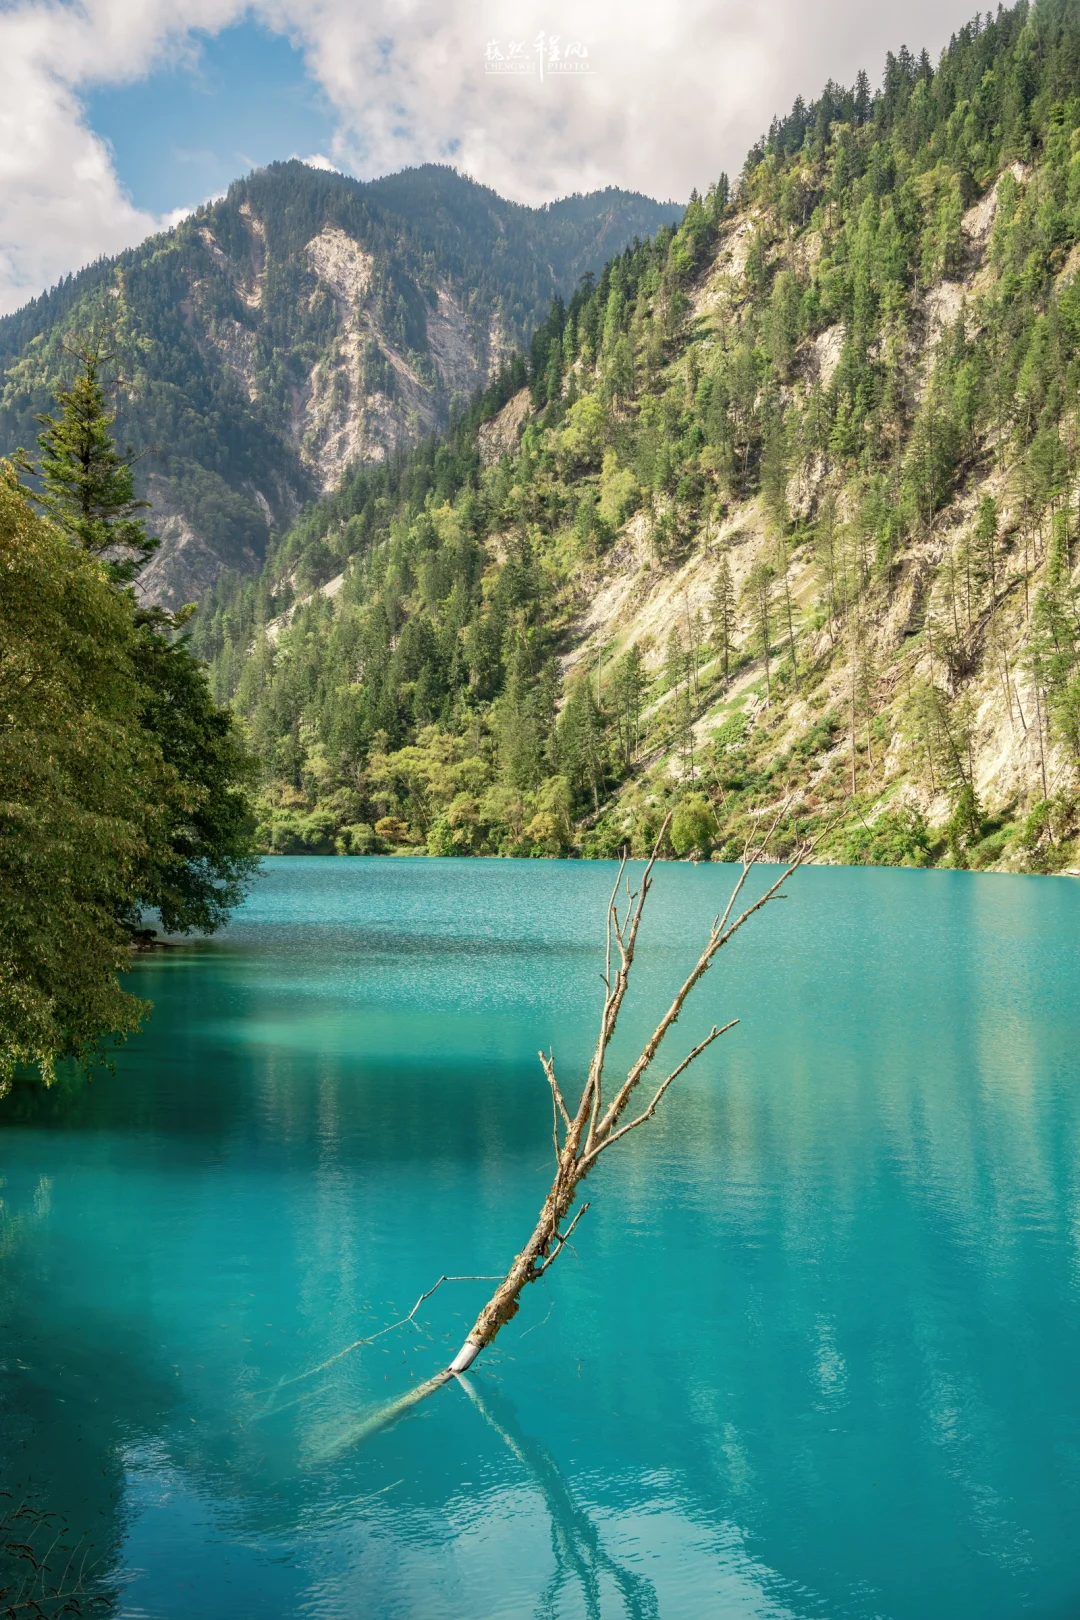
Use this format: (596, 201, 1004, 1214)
(188, 0, 1080, 873)
(0, 166, 680, 608)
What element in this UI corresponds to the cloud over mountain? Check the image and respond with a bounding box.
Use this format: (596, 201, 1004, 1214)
(0, 0, 970, 313)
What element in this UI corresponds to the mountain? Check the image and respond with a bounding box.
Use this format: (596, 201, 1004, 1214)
(0, 164, 680, 606)
(158, 0, 1080, 874)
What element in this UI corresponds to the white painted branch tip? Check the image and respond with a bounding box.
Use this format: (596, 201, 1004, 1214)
(449, 1339, 482, 1374)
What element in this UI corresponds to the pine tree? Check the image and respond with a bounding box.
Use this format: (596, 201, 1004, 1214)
(31, 341, 158, 584)
(977, 495, 1003, 605)
(690, 607, 706, 698)
(813, 496, 842, 640)
(27, 351, 258, 935)
(773, 532, 799, 685)
(664, 626, 688, 695)
(709, 555, 737, 681)
(555, 677, 604, 812)
(742, 562, 775, 694)
(610, 645, 647, 767)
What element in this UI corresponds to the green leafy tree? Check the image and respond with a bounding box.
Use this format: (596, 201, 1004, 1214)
(0, 467, 159, 1086)
(670, 792, 715, 856)
(27, 349, 258, 934)
(128, 628, 259, 933)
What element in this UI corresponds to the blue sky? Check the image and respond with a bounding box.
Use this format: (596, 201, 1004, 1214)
(1, 0, 973, 315)
(85, 21, 338, 213)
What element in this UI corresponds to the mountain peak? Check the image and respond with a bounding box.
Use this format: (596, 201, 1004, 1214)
(0, 163, 681, 606)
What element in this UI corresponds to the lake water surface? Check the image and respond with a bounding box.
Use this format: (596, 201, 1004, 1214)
(2, 858, 1080, 1618)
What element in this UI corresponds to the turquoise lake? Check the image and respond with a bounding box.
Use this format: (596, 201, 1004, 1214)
(2, 857, 1080, 1618)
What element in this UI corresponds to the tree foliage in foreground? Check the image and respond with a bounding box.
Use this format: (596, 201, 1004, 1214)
(25, 343, 260, 938)
(1, 351, 258, 1088)
(0, 466, 154, 1085)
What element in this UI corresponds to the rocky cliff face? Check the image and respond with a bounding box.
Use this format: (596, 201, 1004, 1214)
(295, 226, 497, 489)
(0, 163, 680, 608)
(192, 0, 1080, 875)
(514, 170, 1079, 869)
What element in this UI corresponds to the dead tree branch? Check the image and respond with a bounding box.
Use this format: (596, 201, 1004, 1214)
(0, 1495, 111, 1619)
(445, 818, 813, 1374)
(257, 1273, 503, 1407)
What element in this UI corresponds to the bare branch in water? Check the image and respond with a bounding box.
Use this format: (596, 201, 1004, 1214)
(445, 818, 818, 1375)
(0, 1494, 113, 1618)
(256, 1273, 503, 1408)
(540, 1050, 571, 1158)
(532, 1200, 590, 1276)
(579, 1020, 738, 1167)
(315, 819, 821, 1448)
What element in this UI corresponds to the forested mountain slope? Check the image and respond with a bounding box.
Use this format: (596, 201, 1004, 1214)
(195, 0, 1080, 873)
(0, 165, 678, 607)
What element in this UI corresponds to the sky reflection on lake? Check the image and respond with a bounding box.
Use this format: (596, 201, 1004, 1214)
(2, 858, 1079, 1618)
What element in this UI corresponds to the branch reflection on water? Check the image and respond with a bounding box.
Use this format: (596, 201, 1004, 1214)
(457, 1374, 659, 1620)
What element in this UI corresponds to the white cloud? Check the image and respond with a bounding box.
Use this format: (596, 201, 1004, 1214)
(0, 0, 244, 314)
(0, 0, 977, 315)
(292, 152, 341, 172)
(159, 194, 227, 232)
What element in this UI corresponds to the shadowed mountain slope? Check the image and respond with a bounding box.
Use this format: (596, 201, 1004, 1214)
(0, 163, 680, 606)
